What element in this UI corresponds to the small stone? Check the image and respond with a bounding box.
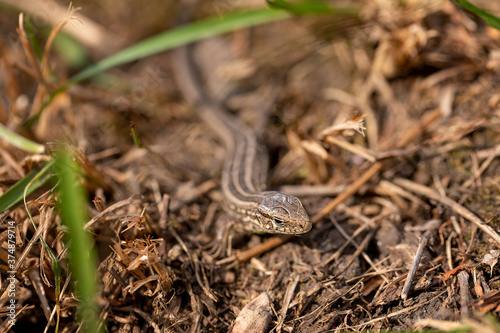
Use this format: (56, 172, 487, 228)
(231, 293, 272, 333)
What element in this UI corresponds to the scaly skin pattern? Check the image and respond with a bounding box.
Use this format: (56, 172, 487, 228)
(173, 32, 311, 235)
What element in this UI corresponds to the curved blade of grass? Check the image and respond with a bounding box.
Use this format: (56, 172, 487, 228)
(21, 9, 291, 129)
(0, 123, 45, 153)
(69, 8, 293, 85)
(0, 160, 54, 212)
(130, 121, 143, 148)
(25, 16, 43, 59)
(267, 0, 334, 14)
(25, 5, 358, 131)
(54, 149, 100, 332)
(21, 160, 61, 332)
(21, 91, 59, 131)
(451, 0, 500, 30)
(267, 0, 359, 15)
(51, 32, 91, 69)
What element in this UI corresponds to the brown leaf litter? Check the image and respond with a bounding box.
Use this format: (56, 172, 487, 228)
(1, 0, 500, 332)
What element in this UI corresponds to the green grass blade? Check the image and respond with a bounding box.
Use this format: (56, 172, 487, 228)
(267, 0, 334, 14)
(69, 8, 293, 84)
(21, 91, 61, 131)
(25, 16, 43, 59)
(26, 5, 357, 132)
(130, 121, 143, 148)
(21, 160, 61, 330)
(0, 123, 45, 153)
(0, 160, 54, 212)
(51, 32, 91, 69)
(54, 149, 101, 332)
(451, 0, 500, 30)
(267, 0, 358, 15)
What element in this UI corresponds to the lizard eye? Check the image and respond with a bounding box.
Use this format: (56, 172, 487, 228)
(273, 217, 285, 227)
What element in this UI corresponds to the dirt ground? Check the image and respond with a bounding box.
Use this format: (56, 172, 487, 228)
(1, 0, 500, 332)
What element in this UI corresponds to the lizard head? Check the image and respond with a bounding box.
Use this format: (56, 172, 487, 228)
(256, 192, 311, 235)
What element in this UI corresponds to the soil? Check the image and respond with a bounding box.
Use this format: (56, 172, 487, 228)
(1, 0, 500, 332)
